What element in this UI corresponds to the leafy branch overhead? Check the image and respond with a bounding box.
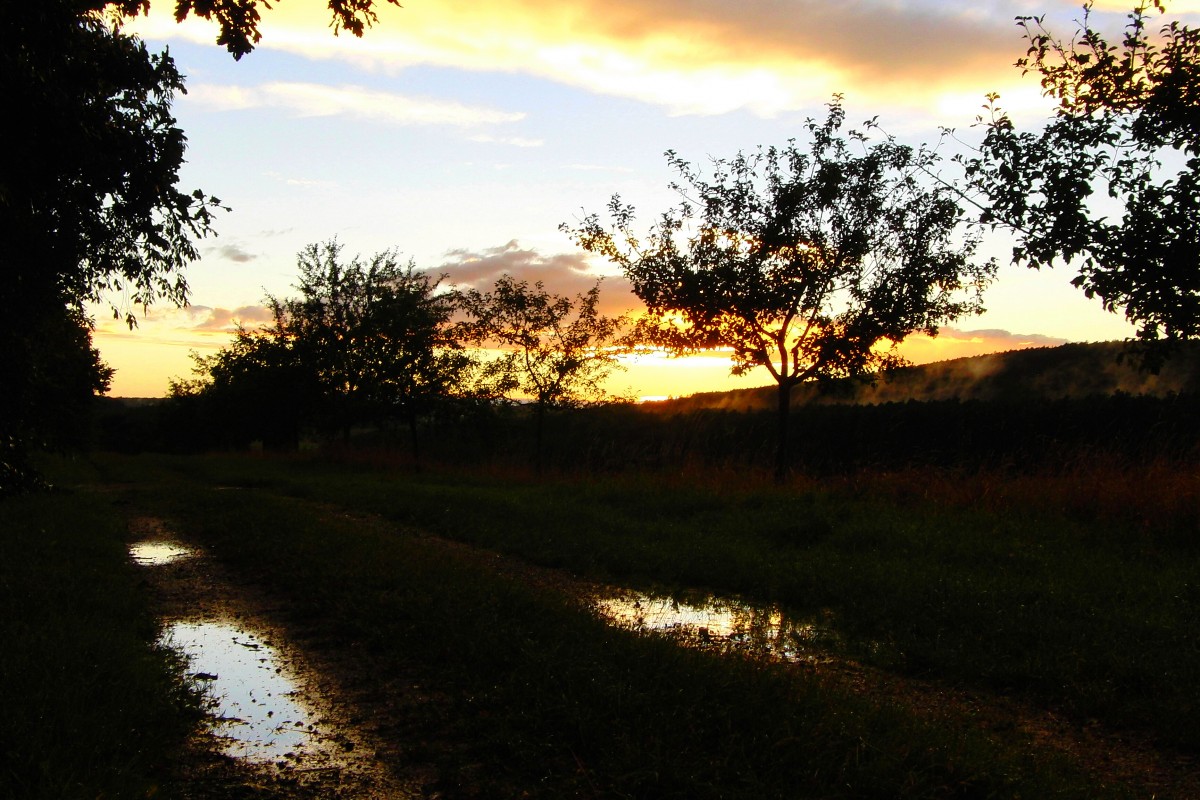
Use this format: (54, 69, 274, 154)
(109, 0, 401, 58)
(963, 1, 1200, 344)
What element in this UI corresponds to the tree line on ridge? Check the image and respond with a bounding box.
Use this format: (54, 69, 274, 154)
(5, 0, 1200, 490)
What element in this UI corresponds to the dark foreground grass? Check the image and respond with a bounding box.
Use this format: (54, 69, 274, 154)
(114, 461, 1112, 800)
(0, 460, 200, 799)
(122, 452, 1200, 755)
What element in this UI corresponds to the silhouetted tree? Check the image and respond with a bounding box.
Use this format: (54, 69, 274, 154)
(460, 276, 629, 472)
(271, 241, 467, 446)
(180, 242, 469, 458)
(3, 0, 402, 488)
(1, 0, 221, 488)
(1, 309, 113, 493)
(171, 325, 312, 450)
(567, 98, 994, 481)
(964, 2, 1200, 349)
(112, 0, 401, 58)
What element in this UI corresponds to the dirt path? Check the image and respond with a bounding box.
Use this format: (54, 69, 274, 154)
(132, 503, 1199, 798)
(128, 516, 425, 799)
(329, 508, 1200, 799)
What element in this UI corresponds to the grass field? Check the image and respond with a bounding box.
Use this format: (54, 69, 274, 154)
(0, 458, 201, 798)
(7, 449, 1196, 797)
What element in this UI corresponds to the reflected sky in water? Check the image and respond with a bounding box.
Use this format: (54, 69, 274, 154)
(595, 592, 839, 662)
(161, 620, 329, 764)
(129, 540, 194, 566)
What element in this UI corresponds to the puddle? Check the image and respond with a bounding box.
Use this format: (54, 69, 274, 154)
(129, 540, 195, 566)
(128, 517, 415, 796)
(162, 619, 341, 765)
(595, 592, 840, 662)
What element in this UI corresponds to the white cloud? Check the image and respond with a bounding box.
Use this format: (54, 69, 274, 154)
(186, 81, 525, 127)
(566, 163, 634, 173)
(467, 133, 545, 147)
(134, 0, 1042, 119)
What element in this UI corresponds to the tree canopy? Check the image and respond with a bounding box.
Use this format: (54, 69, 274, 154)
(964, 1, 1200, 346)
(171, 322, 312, 451)
(459, 276, 629, 470)
(176, 241, 470, 457)
(274, 241, 467, 440)
(1, 0, 220, 488)
(107, 0, 401, 58)
(2, 0, 403, 488)
(567, 98, 994, 479)
(3, 1, 222, 328)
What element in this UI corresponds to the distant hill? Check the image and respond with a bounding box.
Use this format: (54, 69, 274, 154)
(647, 341, 1200, 413)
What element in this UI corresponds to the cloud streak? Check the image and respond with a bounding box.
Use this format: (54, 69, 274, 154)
(187, 81, 526, 127)
(467, 133, 545, 147)
(208, 243, 257, 263)
(900, 326, 1068, 365)
(437, 240, 636, 315)
(186, 305, 276, 331)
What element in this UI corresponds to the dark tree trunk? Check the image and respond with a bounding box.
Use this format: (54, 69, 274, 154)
(408, 412, 422, 473)
(774, 380, 793, 483)
(534, 402, 546, 476)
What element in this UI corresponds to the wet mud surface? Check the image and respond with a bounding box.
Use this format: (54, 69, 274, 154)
(383, 518, 1200, 798)
(128, 516, 419, 799)
(130, 508, 1200, 798)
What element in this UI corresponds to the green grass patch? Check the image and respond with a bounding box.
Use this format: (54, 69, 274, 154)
(0, 459, 200, 798)
(115, 452, 1200, 753)
(120, 465, 1113, 799)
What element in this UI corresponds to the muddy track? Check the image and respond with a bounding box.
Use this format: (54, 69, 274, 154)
(384, 520, 1200, 797)
(129, 515, 425, 799)
(131, 501, 1199, 798)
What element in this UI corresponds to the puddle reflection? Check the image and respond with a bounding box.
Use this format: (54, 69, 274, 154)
(162, 620, 330, 764)
(595, 592, 839, 662)
(129, 541, 194, 566)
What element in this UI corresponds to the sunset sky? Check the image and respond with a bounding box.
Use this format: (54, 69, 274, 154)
(94, 0, 1197, 398)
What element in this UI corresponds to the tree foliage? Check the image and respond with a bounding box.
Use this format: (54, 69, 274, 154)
(273, 241, 468, 439)
(3, 1, 222, 328)
(177, 242, 470, 454)
(567, 98, 994, 479)
(171, 323, 311, 450)
(3, 0, 399, 487)
(1, 0, 220, 487)
(964, 1, 1200, 345)
(460, 276, 629, 469)
(109, 0, 401, 58)
(1, 309, 113, 493)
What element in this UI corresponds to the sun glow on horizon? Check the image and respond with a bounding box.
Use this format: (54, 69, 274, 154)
(100, 0, 1151, 398)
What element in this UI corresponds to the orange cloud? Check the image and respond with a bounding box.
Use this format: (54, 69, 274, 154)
(187, 305, 276, 331)
(899, 327, 1068, 365)
(437, 240, 637, 315)
(132, 0, 1043, 118)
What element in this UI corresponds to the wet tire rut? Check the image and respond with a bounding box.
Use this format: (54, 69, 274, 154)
(128, 515, 423, 799)
(129, 499, 1200, 799)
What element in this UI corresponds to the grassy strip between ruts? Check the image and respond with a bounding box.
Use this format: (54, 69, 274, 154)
(0, 460, 201, 799)
(107, 454, 1125, 798)
(117, 453, 1200, 753)
(115, 451, 1200, 754)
